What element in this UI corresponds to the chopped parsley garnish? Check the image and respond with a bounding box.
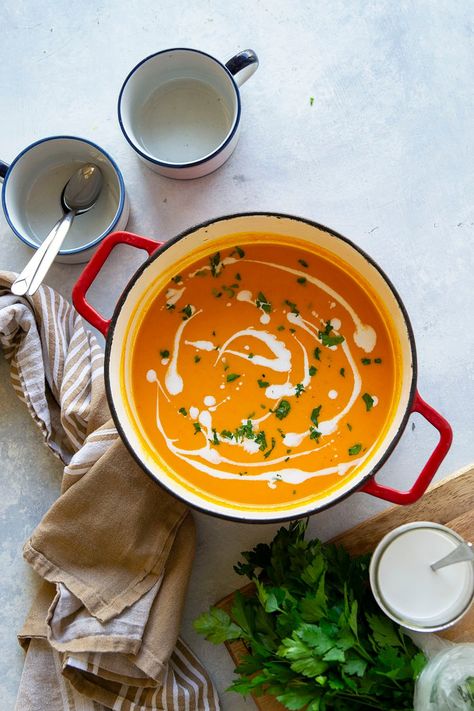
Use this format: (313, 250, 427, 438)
(284, 299, 299, 315)
(340, 367, 345, 377)
(165, 303, 175, 310)
(310, 96, 314, 105)
(248, 352, 254, 359)
(348, 443, 362, 456)
(226, 373, 240, 382)
(254, 431, 267, 452)
(296, 276, 307, 285)
(209, 429, 220, 446)
(295, 383, 305, 397)
(347, 422, 353, 431)
(231, 246, 245, 258)
(257, 379, 269, 388)
(193, 422, 202, 434)
(211, 330, 216, 336)
(314, 347, 321, 360)
(209, 252, 221, 277)
(274, 400, 291, 420)
(235, 272, 241, 281)
(178, 407, 187, 416)
(362, 393, 374, 411)
(234, 420, 255, 441)
(298, 258, 309, 268)
(256, 291, 272, 313)
(171, 274, 182, 284)
(310, 405, 322, 427)
(220, 429, 233, 439)
(263, 437, 276, 459)
(195, 269, 208, 277)
(160, 349, 170, 358)
(194, 355, 201, 363)
(309, 426, 321, 440)
(181, 304, 193, 320)
(319, 320, 344, 347)
(212, 288, 223, 298)
(289, 328, 296, 334)
(276, 325, 285, 331)
(374, 357, 382, 364)
(222, 284, 236, 298)
(361, 358, 371, 365)
(309, 365, 317, 376)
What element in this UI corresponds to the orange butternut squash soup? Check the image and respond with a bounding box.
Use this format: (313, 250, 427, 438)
(127, 236, 401, 513)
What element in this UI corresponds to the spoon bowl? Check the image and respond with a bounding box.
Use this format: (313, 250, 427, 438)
(62, 163, 103, 214)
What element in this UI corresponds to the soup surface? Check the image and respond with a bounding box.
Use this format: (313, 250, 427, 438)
(127, 236, 400, 512)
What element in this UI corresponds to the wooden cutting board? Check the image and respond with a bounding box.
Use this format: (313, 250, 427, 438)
(216, 463, 474, 711)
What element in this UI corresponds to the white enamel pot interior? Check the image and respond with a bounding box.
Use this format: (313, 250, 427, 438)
(103, 213, 416, 522)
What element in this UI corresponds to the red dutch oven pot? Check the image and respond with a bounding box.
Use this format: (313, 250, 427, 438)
(72, 213, 452, 522)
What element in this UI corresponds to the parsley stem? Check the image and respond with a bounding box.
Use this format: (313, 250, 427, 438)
(337, 693, 383, 709)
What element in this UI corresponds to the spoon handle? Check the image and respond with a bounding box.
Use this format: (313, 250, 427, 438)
(11, 211, 75, 297)
(431, 541, 474, 571)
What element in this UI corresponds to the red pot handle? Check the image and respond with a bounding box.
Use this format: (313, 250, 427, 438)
(72, 231, 162, 336)
(360, 390, 452, 505)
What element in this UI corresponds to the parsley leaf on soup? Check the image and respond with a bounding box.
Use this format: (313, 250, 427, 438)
(274, 400, 291, 420)
(362, 393, 374, 411)
(318, 320, 344, 347)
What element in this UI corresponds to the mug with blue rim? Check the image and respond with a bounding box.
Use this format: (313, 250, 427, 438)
(0, 135, 129, 264)
(118, 48, 259, 179)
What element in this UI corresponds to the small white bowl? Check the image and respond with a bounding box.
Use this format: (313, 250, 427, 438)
(1, 135, 129, 264)
(370, 521, 474, 632)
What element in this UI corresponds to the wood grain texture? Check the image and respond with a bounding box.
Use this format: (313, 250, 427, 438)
(216, 464, 474, 710)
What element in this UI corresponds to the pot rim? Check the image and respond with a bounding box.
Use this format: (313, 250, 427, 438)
(104, 212, 418, 522)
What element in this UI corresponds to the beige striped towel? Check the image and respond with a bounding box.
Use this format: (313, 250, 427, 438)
(0, 272, 220, 711)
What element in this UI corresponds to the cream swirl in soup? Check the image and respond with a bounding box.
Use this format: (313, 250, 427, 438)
(129, 239, 399, 509)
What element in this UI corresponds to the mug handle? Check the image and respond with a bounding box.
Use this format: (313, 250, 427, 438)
(225, 49, 259, 87)
(72, 231, 162, 337)
(0, 160, 9, 182)
(360, 390, 453, 505)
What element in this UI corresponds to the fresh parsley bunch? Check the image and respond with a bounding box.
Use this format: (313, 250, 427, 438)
(194, 520, 426, 710)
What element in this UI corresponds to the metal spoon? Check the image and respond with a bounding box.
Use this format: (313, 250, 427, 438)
(11, 164, 103, 297)
(431, 541, 474, 571)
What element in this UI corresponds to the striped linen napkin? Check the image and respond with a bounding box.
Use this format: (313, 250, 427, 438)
(0, 272, 220, 711)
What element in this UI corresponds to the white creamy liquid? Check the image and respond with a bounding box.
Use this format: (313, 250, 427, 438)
(136, 78, 233, 163)
(376, 528, 474, 626)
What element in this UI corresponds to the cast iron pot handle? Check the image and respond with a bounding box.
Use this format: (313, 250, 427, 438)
(225, 49, 259, 87)
(0, 160, 9, 182)
(72, 231, 162, 336)
(360, 390, 453, 504)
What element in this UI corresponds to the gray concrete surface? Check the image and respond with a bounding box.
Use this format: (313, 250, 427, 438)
(1, 1, 473, 709)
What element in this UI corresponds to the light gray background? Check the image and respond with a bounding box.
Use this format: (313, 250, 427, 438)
(1, 1, 473, 709)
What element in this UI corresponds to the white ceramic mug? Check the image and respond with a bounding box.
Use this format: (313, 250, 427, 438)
(0, 136, 129, 264)
(118, 48, 259, 179)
